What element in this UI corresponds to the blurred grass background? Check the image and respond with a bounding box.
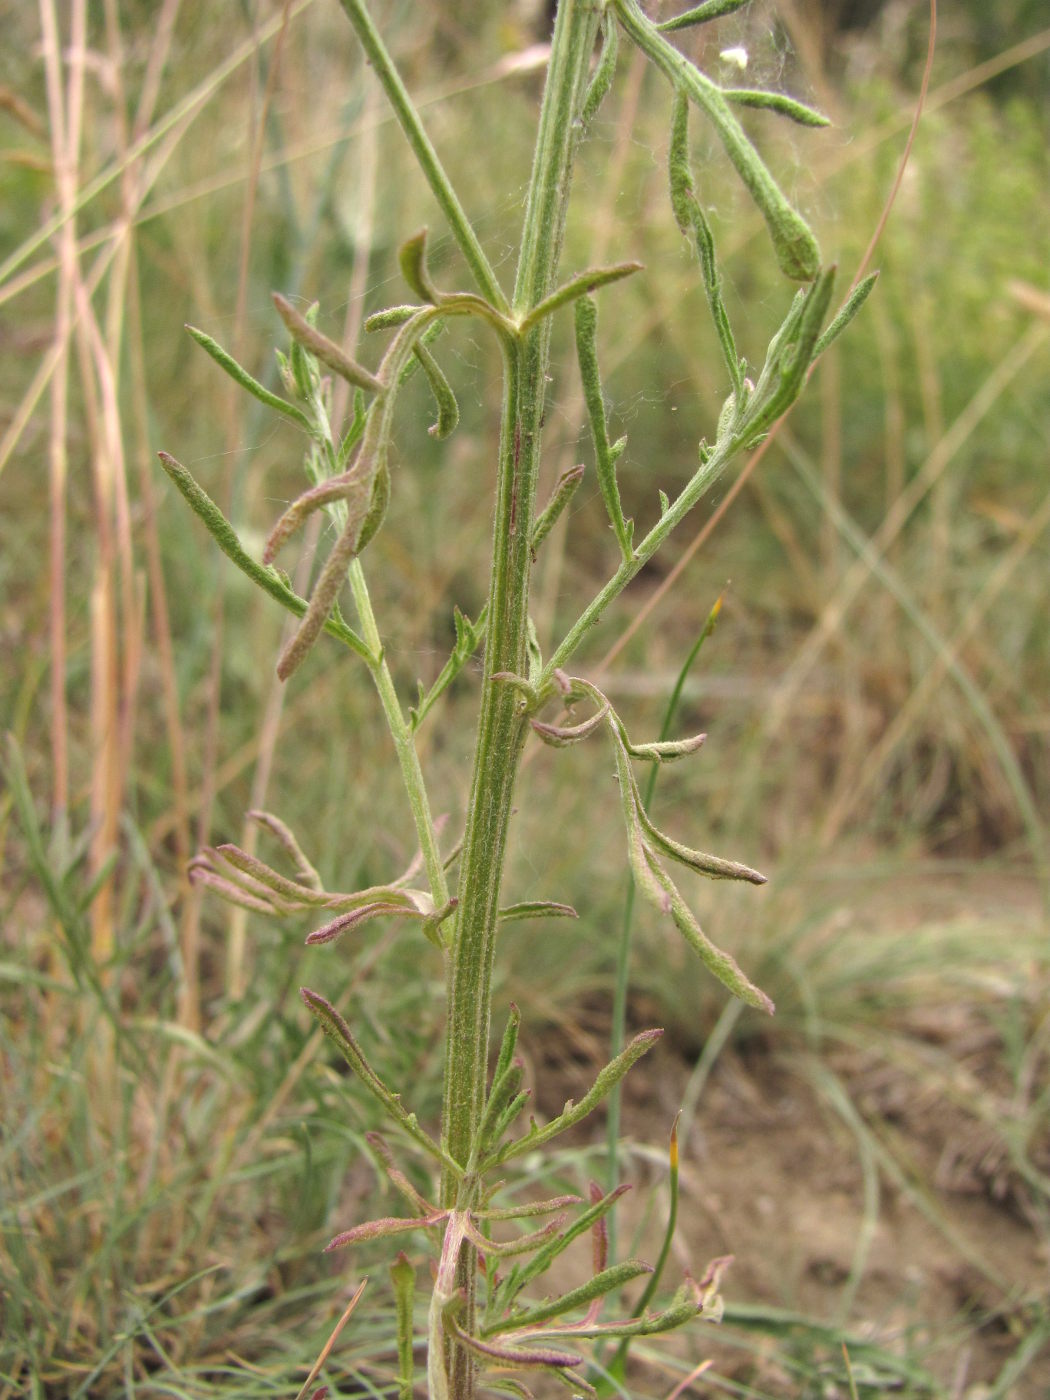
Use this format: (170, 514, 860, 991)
(1, 1, 1048, 1395)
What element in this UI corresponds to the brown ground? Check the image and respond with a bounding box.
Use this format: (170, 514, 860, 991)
(525, 1002, 1050, 1399)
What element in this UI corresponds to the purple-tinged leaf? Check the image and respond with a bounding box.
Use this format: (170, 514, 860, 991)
(530, 701, 609, 747)
(448, 1317, 583, 1372)
(305, 901, 423, 945)
(326, 1211, 446, 1252)
(589, 1181, 608, 1275)
(246, 809, 323, 890)
(365, 1132, 438, 1218)
(186, 862, 277, 915)
(273, 292, 383, 393)
(263, 470, 363, 566)
(213, 843, 332, 903)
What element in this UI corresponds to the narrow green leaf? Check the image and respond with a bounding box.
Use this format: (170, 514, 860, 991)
(656, 0, 750, 32)
(474, 1195, 581, 1222)
(300, 988, 460, 1172)
(722, 88, 831, 128)
(489, 1019, 523, 1101)
(487, 1260, 652, 1335)
(643, 848, 774, 1013)
(532, 464, 585, 555)
(212, 843, 331, 904)
(475, 1057, 526, 1158)
(399, 227, 439, 304)
(582, 14, 619, 126)
(411, 606, 488, 731)
(414, 342, 460, 438)
(574, 296, 634, 560)
(497, 1185, 632, 1310)
(156, 453, 373, 663)
(498, 901, 579, 924)
(366, 304, 424, 332)
(669, 85, 741, 394)
(814, 271, 879, 357)
(185, 325, 315, 434)
(519, 261, 642, 333)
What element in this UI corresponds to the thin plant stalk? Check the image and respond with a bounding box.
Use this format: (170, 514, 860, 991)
(606, 596, 724, 1230)
(439, 8, 602, 1389)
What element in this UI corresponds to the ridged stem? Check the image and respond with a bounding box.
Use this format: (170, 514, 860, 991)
(439, 4, 601, 1394)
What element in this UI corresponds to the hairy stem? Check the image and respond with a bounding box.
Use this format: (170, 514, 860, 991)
(439, 4, 601, 1394)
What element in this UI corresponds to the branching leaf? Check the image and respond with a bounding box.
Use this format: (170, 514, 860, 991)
(615, 0, 821, 281)
(486, 1029, 662, 1169)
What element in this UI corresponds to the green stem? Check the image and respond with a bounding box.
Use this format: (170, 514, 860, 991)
(439, 5, 601, 1395)
(540, 433, 737, 685)
(346, 560, 450, 909)
(336, 0, 509, 313)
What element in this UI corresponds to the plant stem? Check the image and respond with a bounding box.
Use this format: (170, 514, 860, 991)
(335, 0, 508, 314)
(439, 4, 601, 1393)
(346, 559, 450, 909)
